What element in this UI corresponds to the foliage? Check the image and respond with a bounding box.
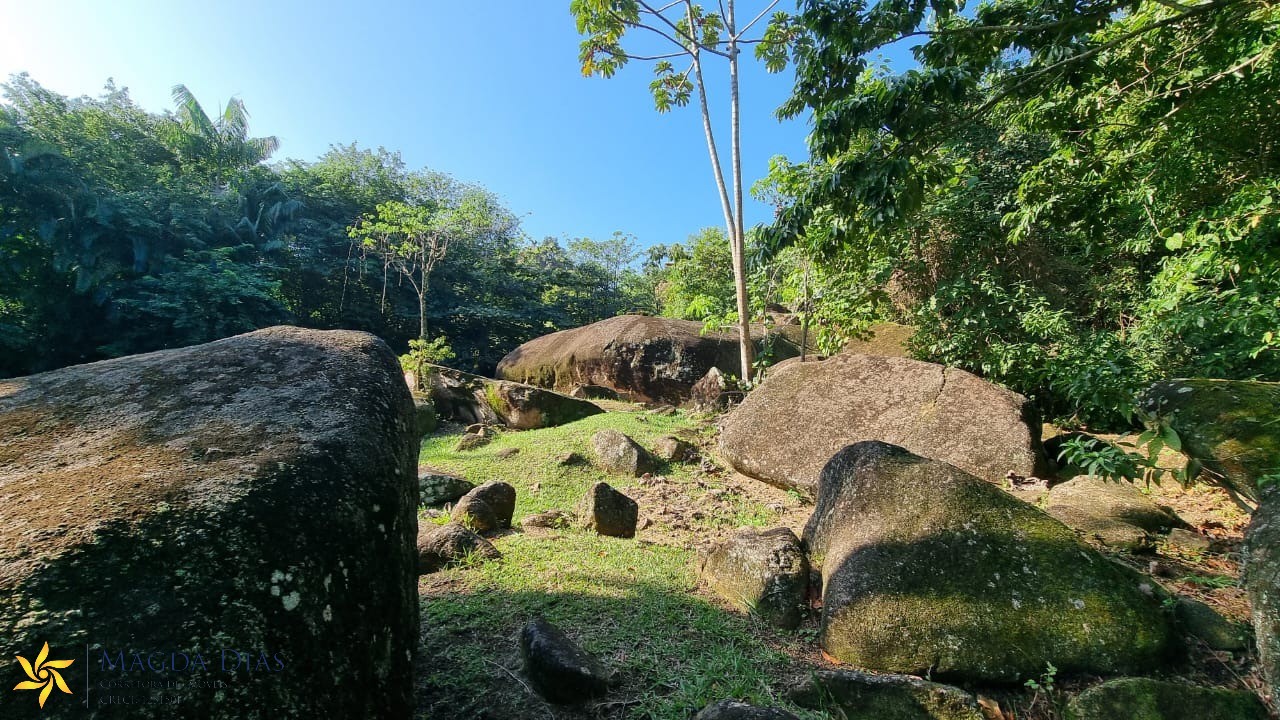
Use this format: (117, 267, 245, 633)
(753, 0, 1280, 429)
(570, 0, 802, 380)
(0, 75, 643, 378)
(400, 336, 456, 386)
(653, 227, 736, 321)
(348, 182, 511, 341)
(1058, 429, 1188, 487)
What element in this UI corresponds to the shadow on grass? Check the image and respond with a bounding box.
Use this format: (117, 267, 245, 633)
(415, 578, 822, 720)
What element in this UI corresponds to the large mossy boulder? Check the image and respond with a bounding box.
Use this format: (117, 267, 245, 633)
(424, 364, 602, 430)
(1064, 678, 1268, 720)
(0, 326, 419, 719)
(1139, 379, 1280, 699)
(805, 442, 1175, 682)
(494, 315, 799, 405)
(720, 354, 1047, 495)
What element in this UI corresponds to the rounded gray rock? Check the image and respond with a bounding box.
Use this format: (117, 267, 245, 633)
(417, 522, 500, 574)
(700, 527, 809, 629)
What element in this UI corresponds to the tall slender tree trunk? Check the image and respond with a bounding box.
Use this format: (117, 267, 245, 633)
(418, 288, 428, 342)
(687, 1, 753, 381)
(726, 0, 754, 382)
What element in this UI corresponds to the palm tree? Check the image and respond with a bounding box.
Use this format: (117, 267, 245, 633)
(165, 84, 279, 178)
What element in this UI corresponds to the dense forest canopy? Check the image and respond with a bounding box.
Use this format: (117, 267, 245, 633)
(749, 0, 1280, 428)
(0, 75, 656, 378)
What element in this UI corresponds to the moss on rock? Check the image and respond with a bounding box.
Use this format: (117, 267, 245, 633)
(789, 669, 983, 720)
(0, 326, 419, 719)
(1139, 379, 1280, 502)
(806, 442, 1176, 682)
(1064, 678, 1268, 720)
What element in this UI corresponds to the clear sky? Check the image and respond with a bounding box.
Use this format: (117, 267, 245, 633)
(0, 1, 908, 250)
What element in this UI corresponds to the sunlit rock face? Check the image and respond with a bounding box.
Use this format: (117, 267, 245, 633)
(0, 326, 419, 719)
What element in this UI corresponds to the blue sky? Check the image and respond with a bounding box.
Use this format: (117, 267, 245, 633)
(0, 1, 909, 250)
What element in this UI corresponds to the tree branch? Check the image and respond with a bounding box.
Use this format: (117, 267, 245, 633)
(606, 48, 691, 61)
(735, 0, 781, 39)
(906, 0, 1244, 157)
(634, 0, 731, 58)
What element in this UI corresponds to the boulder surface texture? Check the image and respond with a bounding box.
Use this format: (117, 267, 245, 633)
(1064, 678, 1268, 720)
(720, 354, 1047, 494)
(495, 314, 798, 404)
(1140, 378, 1280, 699)
(805, 441, 1175, 682)
(0, 326, 419, 719)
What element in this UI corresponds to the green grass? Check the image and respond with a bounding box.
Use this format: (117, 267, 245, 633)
(416, 408, 823, 720)
(419, 409, 694, 513)
(418, 407, 777, 530)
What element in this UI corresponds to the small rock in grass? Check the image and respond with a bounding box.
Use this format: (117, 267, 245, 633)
(653, 435, 696, 462)
(418, 470, 473, 506)
(700, 527, 809, 630)
(417, 523, 500, 574)
(693, 700, 800, 719)
(520, 618, 609, 704)
(495, 447, 520, 459)
(522, 509, 572, 529)
(579, 482, 639, 538)
(591, 429, 655, 476)
(451, 481, 516, 533)
(455, 432, 491, 452)
(556, 451, 586, 466)
(450, 495, 499, 532)
(789, 669, 984, 720)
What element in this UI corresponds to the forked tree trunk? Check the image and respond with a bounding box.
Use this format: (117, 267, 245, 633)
(688, 1, 754, 382)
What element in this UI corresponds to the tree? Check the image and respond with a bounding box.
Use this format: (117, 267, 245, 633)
(347, 179, 510, 342)
(165, 84, 280, 180)
(757, 0, 1280, 426)
(656, 227, 736, 320)
(570, 0, 801, 381)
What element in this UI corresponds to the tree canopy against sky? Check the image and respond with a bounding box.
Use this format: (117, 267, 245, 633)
(0, 2, 825, 252)
(0, 76, 651, 378)
(753, 0, 1279, 426)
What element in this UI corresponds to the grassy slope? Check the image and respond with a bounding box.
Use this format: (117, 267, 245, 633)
(415, 408, 824, 720)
